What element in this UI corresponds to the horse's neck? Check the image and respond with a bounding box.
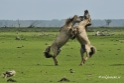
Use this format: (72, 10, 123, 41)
(68, 22, 75, 27)
(65, 22, 74, 28)
(78, 21, 87, 26)
(76, 25, 86, 32)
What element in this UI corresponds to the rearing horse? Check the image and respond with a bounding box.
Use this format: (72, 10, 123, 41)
(44, 15, 82, 65)
(71, 10, 96, 65)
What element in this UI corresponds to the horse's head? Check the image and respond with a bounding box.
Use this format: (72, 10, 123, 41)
(66, 15, 83, 25)
(60, 15, 82, 32)
(84, 10, 91, 26)
(72, 15, 83, 23)
(79, 10, 92, 27)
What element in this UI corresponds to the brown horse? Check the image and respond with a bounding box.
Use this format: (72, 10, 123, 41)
(44, 15, 83, 65)
(72, 10, 96, 65)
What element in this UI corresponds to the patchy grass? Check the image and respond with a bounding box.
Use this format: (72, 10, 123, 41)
(0, 28, 124, 83)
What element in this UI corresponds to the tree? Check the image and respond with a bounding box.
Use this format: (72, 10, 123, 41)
(105, 19, 111, 27)
(28, 21, 41, 28)
(3, 21, 8, 28)
(18, 19, 20, 28)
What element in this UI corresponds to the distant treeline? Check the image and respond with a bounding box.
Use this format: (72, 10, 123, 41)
(0, 27, 124, 32)
(0, 19, 124, 27)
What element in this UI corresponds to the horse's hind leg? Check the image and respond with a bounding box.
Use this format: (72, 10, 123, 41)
(57, 48, 61, 55)
(79, 45, 86, 65)
(51, 46, 61, 65)
(85, 44, 91, 60)
(52, 56, 58, 65)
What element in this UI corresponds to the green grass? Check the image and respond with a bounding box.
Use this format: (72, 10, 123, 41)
(0, 28, 124, 83)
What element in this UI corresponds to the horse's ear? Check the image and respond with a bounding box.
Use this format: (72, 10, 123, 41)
(72, 15, 78, 20)
(84, 10, 88, 14)
(84, 10, 89, 19)
(73, 15, 78, 18)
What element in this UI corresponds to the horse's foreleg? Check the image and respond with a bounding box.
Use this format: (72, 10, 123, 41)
(79, 46, 86, 65)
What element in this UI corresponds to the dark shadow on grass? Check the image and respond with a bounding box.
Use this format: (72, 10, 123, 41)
(109, 64, 124, 66)
(42, 65, 58, 66)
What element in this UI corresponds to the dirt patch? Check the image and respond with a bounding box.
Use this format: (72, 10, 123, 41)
(58, 78, 70, 82)
(7, 78, 17, 82)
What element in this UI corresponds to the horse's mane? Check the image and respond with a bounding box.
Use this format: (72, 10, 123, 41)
(59, 17, 74, 32)
(65, 17, 73, 25)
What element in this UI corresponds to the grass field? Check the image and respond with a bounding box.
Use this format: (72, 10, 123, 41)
(0, 28, 124, 83)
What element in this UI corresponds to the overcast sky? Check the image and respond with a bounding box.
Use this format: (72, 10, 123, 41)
(0, 0, 123, 20)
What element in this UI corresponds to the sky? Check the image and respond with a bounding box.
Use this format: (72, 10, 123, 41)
(0, 0, 124, 20)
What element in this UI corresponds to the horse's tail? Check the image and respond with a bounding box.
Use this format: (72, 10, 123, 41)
(89, 46, 96, 57)
(44, 46, 53, 58)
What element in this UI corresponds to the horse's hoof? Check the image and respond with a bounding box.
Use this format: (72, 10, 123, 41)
(79, 64, 83, 66)
(55, 64, 58, 66)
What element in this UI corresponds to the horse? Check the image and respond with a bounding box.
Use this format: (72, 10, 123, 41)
(44, 15, 83, 65)
(71, 10, 96, 65)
